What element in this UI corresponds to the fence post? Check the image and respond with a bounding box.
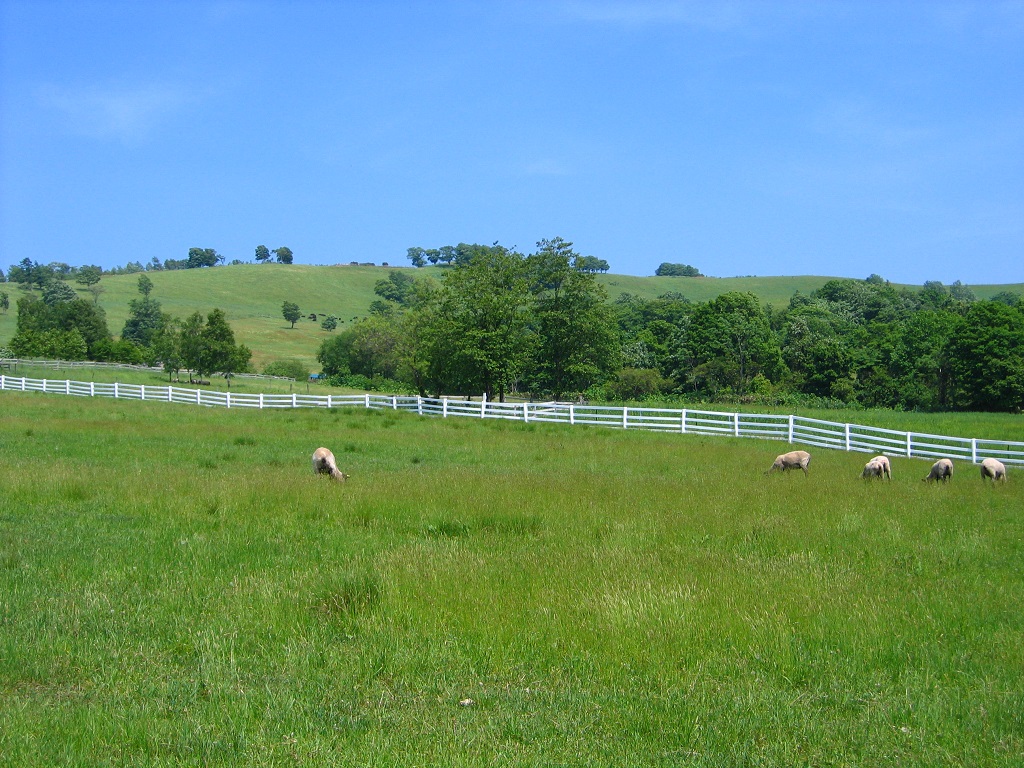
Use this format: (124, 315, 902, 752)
(788, 415, 794, 443)
(260, 393, 264, 409)
(197, 388, 201, 406)
(0, 374, 4, 390)
(480, 392, 487, 418)
(365, 394, 370, 409)
(226, 391, 231, 408)
(443, 397, 448, 418)
(393, 395, 398, 410)
(734, 413, 740, 437)
(166, 386, 171, 402)
(141, 384, 146, 401)
(971, 438, 977, 464)
(906, 432, 912, 458)
(523, 402, 529, 423)
(65, 379, 70, 395)
(21, 376, 26, 391)
(90, 382, 95, 397)
(114, 382, 119, 399)
(623, 407, 628, 430)
(417, 396, 423, 416)
(845, 423, 851, 451)
(292, 393, 297, 408)
(569, 403, 575, 426)
(681, 409, 687, 434)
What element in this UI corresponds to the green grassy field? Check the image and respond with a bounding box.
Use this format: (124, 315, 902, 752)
(1, 391, 1021, 766)
(3, 266, 1021, 372)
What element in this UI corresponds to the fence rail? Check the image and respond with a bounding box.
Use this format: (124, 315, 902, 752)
(0, 358, 295, 383)
(3, 374, 1023, 466)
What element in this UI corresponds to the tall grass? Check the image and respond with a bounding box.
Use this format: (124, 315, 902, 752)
(1, 392, 1022, 766)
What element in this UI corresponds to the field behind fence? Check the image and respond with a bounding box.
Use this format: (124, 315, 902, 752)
(5, 373, 1023, 468)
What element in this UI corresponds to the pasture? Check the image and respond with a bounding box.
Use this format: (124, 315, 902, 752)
(1, 392, 1022, 766)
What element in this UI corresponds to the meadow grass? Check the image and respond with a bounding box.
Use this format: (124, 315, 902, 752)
(1, 391, 1022, 766)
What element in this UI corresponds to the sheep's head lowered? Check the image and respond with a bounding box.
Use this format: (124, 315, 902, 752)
(312, 447, 349, 482)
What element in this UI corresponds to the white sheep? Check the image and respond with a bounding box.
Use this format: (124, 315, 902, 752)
(767, 450, 811, 476)
(980, 457, 1007, 482)
(862, 455, 892, 480)
(312, 447, 349, 482)
(923, 458, 953, 483)
(861, 458, 885, 480)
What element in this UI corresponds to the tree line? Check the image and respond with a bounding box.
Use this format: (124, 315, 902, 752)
(320, 246, 1024, 412)
(4, 273, 252, 384)
(3, 246, 294, 285)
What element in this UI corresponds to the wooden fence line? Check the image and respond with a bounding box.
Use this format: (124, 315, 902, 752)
(3, 374, 1022, 466)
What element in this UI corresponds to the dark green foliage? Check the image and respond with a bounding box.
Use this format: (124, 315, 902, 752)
(273, 246, 293, 264)
(524, 238, 620, 399)
(262, 359, 310, 381)
(946, 301, 1024, 411)
(373, 270, 418, 307)
(120, 297, 166, 348)
(655, 262, 702, 276)
(187, 248, 220, 269)
(670, 291, 783, 396)
(281, 301, 301, 328)
(12, 295, 111, 358)
(604, 367, 673, 400)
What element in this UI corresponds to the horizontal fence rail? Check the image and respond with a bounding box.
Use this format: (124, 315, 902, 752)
(0, 358, 295, 383)
(3, 373, 1023, 467)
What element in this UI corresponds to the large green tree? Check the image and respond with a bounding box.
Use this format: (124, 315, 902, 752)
(670, 292, 783, 397)
(946, 301, 1024, 411)
(200, 308, 252, 384)
(282, 301, 301, 328)
(525, 238, 620, 399)
(121, 297, 167, 349)
(427, 245, 532, 400)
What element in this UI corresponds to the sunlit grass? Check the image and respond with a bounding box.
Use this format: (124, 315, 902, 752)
(1, 391, 1022, 765)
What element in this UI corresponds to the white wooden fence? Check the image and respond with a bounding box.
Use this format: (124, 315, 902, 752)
(3, 374, 1023, 467)
(0, 358, 295, 383)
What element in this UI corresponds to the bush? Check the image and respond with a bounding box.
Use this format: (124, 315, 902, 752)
(262, 359, 310, 381)
(604, 368, 673, 401)
(325, 373, 415, 394)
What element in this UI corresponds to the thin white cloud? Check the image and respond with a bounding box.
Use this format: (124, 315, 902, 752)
(38, 82, 192, 142)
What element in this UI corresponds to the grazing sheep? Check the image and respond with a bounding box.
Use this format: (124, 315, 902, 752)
(767, 450, 811, 476)
(862, 458, 886, 479)
(862, 455, 892, 480)
(980, 458, 1007, 482)
(923, 458, 953, 483)
(312, 447, 349, 482)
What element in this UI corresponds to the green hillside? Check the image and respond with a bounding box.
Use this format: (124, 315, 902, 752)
(2, 265, 1022, 371)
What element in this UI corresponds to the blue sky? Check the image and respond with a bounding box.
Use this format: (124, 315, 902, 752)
(2, 1, 1022, 284)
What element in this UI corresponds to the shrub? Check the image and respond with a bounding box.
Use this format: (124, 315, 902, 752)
(262, 359, 309, 381)
(604, 368, 673, 401)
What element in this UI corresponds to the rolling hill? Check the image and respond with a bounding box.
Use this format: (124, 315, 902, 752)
(1, 264, 1021, 371)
